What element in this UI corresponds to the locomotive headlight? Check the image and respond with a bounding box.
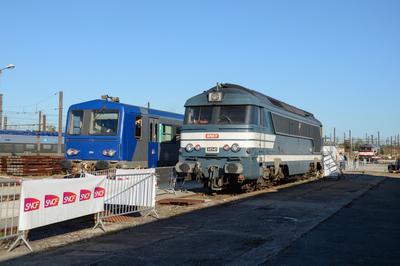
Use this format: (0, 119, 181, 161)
(66, 148, 79, 156)
(185, 143, 194, 152)
(102, 149, 116, 157)
(223, 144, 230, 151)
(231, 143, 241, 153)
(208, 91, 223, 102)
(194, 144, 201, 151)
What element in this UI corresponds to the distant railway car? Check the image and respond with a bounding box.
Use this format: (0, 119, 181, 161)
(0, 130, 63, 155)
(175, 83, 323, 191)
(358, 144, 380, 162)
(64, 96, 183, 172)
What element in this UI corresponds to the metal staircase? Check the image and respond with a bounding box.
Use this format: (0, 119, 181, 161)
(322, 146, 340, 177)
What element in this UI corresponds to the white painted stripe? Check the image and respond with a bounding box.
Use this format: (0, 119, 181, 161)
(257, 155, 322, 162)
(181, 140, 275, 149)
(181, 132, 277, 142)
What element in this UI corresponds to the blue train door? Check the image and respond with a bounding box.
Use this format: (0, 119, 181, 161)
(148, 118, 159, 168)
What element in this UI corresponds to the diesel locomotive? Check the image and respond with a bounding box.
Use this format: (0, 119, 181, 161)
(63, 96, 183, 173)
(175, 83, 323, 191)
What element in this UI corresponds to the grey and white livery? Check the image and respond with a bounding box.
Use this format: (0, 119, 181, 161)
(175, 83, 323, 191)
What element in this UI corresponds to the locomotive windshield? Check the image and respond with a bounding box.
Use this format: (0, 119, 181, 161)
(185, 105, 258, 125)
(89, 110, 119, 135)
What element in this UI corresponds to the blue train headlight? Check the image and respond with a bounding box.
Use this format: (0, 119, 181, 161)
(231, 143, 241, 153)
(185, 143, 194, 152)
(66, 148, 79, 156)
(102, 149, 116, 157)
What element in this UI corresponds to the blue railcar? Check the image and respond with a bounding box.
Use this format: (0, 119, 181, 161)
(175, 84, 323, 191)
(0, 130, 63, 155)
(64, 97, 183, 172)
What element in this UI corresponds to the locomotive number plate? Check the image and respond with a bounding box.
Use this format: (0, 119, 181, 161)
(206, 147, 219, 153)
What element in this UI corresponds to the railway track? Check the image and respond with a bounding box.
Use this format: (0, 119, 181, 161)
(158, 174, 325, 206)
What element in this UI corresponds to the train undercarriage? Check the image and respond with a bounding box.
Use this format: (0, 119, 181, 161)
(183, 161, 323, 192)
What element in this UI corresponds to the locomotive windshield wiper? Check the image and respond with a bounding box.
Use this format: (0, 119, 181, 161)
(219, 115, 232, 124)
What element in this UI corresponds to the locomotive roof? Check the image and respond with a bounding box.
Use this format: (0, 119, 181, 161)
(69, 99, 184, 120)
(185, 83, 320, 122)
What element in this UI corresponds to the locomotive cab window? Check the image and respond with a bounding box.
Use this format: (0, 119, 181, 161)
(218, 106, 258, 125)
(135, 116, 142, 140)
(185, 106, 213, 125)
(89, 110, 119, 135)
(68, 110, 84, 135)
(261, 108, 270, 128)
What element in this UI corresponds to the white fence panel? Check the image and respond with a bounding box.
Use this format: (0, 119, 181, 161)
(18, 176, 105, 231)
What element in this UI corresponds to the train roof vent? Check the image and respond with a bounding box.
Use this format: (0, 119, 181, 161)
(267, 96, 314, 118)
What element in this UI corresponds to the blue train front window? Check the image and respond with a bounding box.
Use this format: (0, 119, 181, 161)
(89, 110, 119, 135)
(69, 110, 83, 135)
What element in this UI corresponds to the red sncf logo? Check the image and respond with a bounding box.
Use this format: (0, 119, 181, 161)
(44, 195, 60, 208)
(63, 192, 77, 204)
(24, 198, 41, 212)
(94, 187, 105, 198)
(206, 133, 219, 139)
(80, 189, 91, 201)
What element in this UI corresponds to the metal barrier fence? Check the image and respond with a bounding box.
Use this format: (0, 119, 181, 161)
(0, 179, 21, 246)
(346, 162, 390, 173)
(83, 169, 158, 231)
(0, 169, 158, 251)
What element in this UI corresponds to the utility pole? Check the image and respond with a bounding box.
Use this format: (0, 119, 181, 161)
(42, 114, 47, 132)
(391, 136, 393, 156)
(38, 111, 42, 132)
(349, 130, 352, 157)
(397, 134, 400, 157)
(58, 91, 63, 155)
(378, 131, 380, 146)
(333, 128, 336, 145)
(0, 94, 3, 130)
(0, 65, 15, 129)
(3, 115, 7, 130)
(37, 111, 42, 154)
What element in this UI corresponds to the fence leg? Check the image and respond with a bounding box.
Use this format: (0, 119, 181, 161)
(8, 231, 32, 252)
(92, 213, 106, 232)
(144, 208, 159, 219)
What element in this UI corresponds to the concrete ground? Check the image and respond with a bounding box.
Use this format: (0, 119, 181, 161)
(2, 173, 398, 265)
(267, 175, 400, 266)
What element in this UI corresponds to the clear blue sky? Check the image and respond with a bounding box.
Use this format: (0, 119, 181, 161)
(0, 0, 399, 139)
